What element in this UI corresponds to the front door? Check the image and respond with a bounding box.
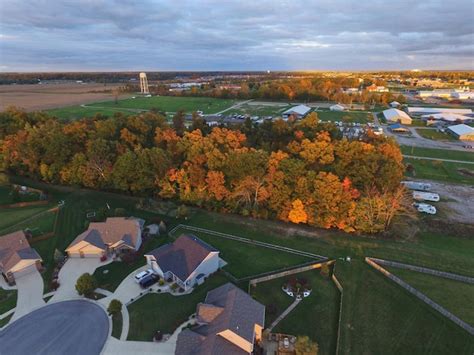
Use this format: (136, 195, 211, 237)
(79, 251, 84, 258)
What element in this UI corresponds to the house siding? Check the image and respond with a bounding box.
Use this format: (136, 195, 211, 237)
(185, 252, 220, 289)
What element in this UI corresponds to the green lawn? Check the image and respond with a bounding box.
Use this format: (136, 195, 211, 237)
(94, 236, 169, 292)
(404, 158, 474, 184)
(171, 226, 313, 279)
(111, 312, 123, 339)
(401, 146, 474, 162)
(386, 267, 474, 325)
(88, 96, 237, 114)
(416, 128, 456, 141)
(0, 314, 13, 328)
(336, 260, 474, 355)
(273, 270, 339, 355)
(184, 211, 474, 277)
(0, 288, 17, 315)
(45, 106, 134, 121)
(225, 103, 289, 117)
(0, 205, 53, 233)
(316, 110, 372, 123)
(127, 272, 231, 341)
(0, 209, 57, 238)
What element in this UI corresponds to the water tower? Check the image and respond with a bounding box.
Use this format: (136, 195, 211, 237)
(139, 72, 150, 94)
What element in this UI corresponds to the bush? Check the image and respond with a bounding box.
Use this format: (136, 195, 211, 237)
(170, 283, 179, 291)
(75, 273, 97, 296)
(107, 299, 122, 316)
(158, 279, 165, 286)
(100, 255, 107, 262)
(320, 264, 330, 278)
(114, 208, 126, 216)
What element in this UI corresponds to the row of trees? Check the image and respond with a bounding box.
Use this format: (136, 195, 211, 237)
(0, 107, 409, 233)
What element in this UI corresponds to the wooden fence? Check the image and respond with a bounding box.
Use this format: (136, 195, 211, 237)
(331, 265, 344, 355)
(366, 257, 474, 335)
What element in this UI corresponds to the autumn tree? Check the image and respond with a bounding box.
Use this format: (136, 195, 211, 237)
(295, 336, 319, 355)
(288, 199, 308, 224)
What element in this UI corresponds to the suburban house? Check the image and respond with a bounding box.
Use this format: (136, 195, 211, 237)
(383, 108, 412, 125)
(282, 104, 311, 120)
(447, 124, 474, 141)
(0, 231, 42, 284)
(175, 282, 265, 355)
(66, 217, 143, 258)
(329, 104, 345, 111)
(145, 235, 219, 291)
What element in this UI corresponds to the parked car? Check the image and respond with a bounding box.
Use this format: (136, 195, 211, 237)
(139, 274, 160, 288)
(413, 202, 437, 215)
(283, 337, 290, 349)
(134, 269, 154, 283)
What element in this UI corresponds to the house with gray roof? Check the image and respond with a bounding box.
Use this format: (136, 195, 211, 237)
(176, 282, 265, 354)
(145, 235, 220, 291)
(66, 217, 143, 258)
(0, 231, 42, 284)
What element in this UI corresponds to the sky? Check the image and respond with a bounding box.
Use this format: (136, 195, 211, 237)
(0, 0, 473, 72)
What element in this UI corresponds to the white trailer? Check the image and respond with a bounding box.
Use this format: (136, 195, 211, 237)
(413, 202, 437, 215)
(413, 191, 440, 202)
(401, 181, 431, 191)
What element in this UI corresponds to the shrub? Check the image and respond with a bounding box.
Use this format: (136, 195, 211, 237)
(170, 283, 179, 291)
(107, 299, 122, 315)
(100, 255, 107, 262)
(158, 279, 165, 286)
(320, 264, 330, 278)
(114, 208, 126, 216)
(75, 273, 97, 296)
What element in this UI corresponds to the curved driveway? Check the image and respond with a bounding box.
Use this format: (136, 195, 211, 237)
(0, 300, 109, 355)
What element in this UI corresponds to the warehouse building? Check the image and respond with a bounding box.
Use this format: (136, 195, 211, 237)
(383, 108, 412, 125)
(447, 124, 474, 141)
(282, 104, 311, 120)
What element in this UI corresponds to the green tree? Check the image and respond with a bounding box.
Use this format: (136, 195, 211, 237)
(172, 110, 186, 136)
(107, 299, 122, 316)
(75, 273, 97, 296)
(295, 336, 319, 355)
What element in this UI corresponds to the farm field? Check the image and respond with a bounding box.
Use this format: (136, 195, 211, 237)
(88, 96, 237, 114)
(404, 158, 474, 184)
(385, 267, 474, 325)
(335, 260, 474, 355)
(0, 83, 123, 111)
(316, 109, 372, 123)
(401, 146, 474, 161)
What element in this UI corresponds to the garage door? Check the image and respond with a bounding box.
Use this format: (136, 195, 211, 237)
(12, 263, 38, 279)
(68, 251, 101, 258)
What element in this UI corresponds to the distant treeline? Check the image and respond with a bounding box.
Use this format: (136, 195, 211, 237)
(0, 107, 411, 234)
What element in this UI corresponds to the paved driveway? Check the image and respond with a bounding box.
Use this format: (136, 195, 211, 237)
(51, 257, 112, 302)
(102, 337, 176, 355)
(0, 300, 109, 355)
(10, 268, 45, 322)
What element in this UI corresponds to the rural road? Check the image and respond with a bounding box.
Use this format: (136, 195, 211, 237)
(0, 300, 109, 355)
(402, 155, 474, 164)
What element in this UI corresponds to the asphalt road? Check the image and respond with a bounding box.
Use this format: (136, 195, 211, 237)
(0, 300, 109, 355)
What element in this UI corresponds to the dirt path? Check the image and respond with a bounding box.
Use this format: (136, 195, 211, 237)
(402, 155, 474, 164)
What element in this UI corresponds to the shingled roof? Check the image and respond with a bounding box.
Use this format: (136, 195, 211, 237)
(145, 235, 218, 282)
(176, 283, 265, 355)
(0, 231, 41, 273)
(67, 217, 141, 251)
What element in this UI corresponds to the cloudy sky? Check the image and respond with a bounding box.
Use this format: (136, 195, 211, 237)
(0, 0, 473, 71)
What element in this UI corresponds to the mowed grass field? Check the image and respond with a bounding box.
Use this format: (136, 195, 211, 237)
(251, 269, 340, 355)
(404, 158, 474, 184)
(400, 146, 474, 162)
(316, 109, 372, 123)
(386, 267, 474, 325)
(170, 226, 313, 279)
(88, 96, 237, 114)
(46, 106, 135, 121)
(44, 96, 238, 120)
(225, 103, 289, 117)
(336, 261, 474, 355)
(416, 128, 456, 141)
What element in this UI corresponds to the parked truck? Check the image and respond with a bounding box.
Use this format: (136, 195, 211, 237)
(413, 191, 440, 202)
(401, 181, 432, 191)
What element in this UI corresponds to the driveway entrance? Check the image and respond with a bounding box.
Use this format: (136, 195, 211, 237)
(10, 268, 45, 322)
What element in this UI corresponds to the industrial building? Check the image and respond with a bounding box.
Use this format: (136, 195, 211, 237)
(282, 104, 311, 120)
(383, 108, 412, 125)
(447, 124, 474, 141)
(406, 107, 473, 116)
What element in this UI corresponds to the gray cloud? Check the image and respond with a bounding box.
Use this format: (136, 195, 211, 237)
(0, 0, 473, 71)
